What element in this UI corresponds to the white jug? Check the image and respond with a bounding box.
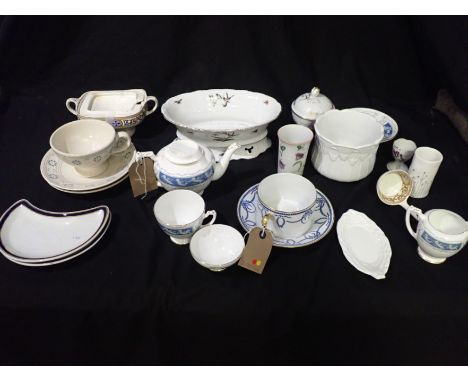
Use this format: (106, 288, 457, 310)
(406, 206, 468, 264)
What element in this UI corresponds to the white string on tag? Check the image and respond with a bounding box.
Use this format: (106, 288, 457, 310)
(135, 158, 148, 199)
(134, 151, 157, 200)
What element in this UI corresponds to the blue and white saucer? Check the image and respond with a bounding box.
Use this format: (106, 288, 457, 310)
(350, 107, 398, 142)
(237, 184, 334, 248)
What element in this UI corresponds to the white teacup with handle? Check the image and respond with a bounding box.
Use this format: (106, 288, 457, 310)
(50, 120, 131, 177)
(154, 190, 217, 245)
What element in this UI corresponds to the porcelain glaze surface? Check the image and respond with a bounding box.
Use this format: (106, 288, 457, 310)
(161, 89, 281, 148)
(337, 209, 392, 279)
(237, 184, 333, 248)
(177, 130, 271, 161)
(376, 170, 413, 207)
(41, 144, 135, 192)
(406, 207, 467, 264)
(153, 140, 239, 194)
(387, 138, 417, 171)
(190, 224, 245, 271)
(66, 89, 158, 136)
(277, 124, 314, 175)
(1, 215, 111, 266)
(351, 107, 398, 142)
(291, 87, 334, 127)
(154, 190, 216, 245)
(312, 109, 384, 182)
(50, 120, 131, 177)
(0, 200, 110, 263)
(257, 174, 317, 239)
(408, 147, 443, 199)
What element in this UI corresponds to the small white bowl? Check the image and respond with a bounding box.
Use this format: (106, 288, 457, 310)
(190, 224, 245, 271)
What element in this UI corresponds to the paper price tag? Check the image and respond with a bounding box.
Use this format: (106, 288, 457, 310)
(238, 227, 273, 274)
(128, 157, 158, 198)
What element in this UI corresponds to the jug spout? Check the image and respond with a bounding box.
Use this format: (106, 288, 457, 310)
(212, 143, 241, 181)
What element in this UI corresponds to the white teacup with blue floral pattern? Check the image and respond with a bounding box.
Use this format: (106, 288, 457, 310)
(257, 173, 317, 240)
(50, 119, 131, 177)
(153, 190, 217, 245)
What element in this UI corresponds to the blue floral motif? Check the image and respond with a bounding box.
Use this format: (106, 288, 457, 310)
(237, 184, 334, 248)
(384, 122, 393, 139)
(111, 120, 123, 128)
(72, 160, 82, 165)
(48, 160, 57, 166)
(93, 156, 102, 162)
(421, 231, 462, 251)
(160, 225, 193, 236)
(277, 217, 286, 228)
(159, 167, 214, 188)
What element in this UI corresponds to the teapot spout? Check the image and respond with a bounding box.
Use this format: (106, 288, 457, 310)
(212, 143, 241, 181)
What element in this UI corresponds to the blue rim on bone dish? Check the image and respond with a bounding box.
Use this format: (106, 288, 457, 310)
(237, 184, 334, 248)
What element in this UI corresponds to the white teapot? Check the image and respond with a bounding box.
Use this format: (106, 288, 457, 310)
(406, 206, 468, 264)
(151, 140, 240, 194)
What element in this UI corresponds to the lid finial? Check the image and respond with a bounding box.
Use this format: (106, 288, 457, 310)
(311, 87, 321, 97)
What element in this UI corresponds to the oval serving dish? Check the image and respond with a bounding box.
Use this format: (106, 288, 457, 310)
(161, 89, 281, 147)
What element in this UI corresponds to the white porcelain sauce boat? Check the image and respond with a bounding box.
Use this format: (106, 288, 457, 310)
(406, 206, 468, 264)
(144, 140, 240, 194)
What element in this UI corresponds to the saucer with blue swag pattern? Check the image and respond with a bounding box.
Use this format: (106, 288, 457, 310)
(237, 184, 334, 248)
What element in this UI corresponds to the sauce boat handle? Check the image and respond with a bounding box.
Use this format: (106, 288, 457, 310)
(66, 98, 78, 115)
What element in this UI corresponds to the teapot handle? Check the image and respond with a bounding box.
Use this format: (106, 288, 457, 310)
(405, 206, 422, 239)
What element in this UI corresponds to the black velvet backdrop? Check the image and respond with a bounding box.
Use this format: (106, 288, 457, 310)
(0, 16, 467, 365)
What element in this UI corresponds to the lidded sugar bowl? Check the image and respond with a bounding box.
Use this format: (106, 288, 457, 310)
(291, 87, 334, 128)
(153, 140, 240, 194)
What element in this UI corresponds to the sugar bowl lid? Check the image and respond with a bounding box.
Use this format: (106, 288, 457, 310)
(292, 87, 334, 120)
(165, 140, 204, 164)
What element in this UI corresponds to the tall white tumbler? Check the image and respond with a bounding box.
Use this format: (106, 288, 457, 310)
(409, 147, 443, 198)
(277, 124, 314, 175)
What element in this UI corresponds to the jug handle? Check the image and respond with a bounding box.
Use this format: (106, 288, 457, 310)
(405, 206, 422, 239)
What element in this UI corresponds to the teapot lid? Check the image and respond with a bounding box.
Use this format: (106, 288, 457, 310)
(292, 87, 334, 120)
(165, 140, 203, 164)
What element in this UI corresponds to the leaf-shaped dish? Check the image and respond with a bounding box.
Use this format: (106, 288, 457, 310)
(0, 200, 110, 263)
(337, 209, 392, 279)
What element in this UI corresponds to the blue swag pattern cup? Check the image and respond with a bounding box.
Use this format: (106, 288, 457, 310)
(153, 190, 216, 245)
(257, 173, 317, 239)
